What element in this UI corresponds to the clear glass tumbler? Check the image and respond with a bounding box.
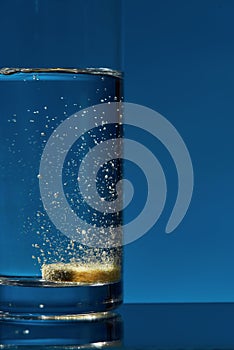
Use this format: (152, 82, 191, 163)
(0, 0, 123, 319)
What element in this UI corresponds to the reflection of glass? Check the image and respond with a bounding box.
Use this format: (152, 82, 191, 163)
(0, 313, 122, 347)
(0, 0, 123, 319)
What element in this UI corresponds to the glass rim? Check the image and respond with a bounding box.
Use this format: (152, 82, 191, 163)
(0, 67, 123, 78)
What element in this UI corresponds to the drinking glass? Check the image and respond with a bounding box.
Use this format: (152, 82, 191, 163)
(0, 0, 123, 319)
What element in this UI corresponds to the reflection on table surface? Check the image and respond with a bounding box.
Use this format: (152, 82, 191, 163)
(0, 311, 122, 348)
(2, 303, 234, 349)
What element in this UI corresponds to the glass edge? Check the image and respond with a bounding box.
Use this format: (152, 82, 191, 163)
(0, 67, 123, 78)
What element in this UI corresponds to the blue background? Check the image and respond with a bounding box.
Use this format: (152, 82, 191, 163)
(124, 0, 234, 302)
(1, 0, 234, 303)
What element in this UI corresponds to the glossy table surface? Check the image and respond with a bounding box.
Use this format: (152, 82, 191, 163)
(121, 303, 234, 349)
(1, 303, 234, 349)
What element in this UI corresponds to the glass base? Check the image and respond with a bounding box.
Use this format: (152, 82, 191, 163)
(0, 277, 122, 320)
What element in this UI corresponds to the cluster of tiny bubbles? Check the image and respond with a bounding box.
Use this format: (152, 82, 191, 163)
(32, 191, 122, 267)
(27, 73, 123, 274)
(31, 219, 122, 268)
(19, 95, 76, 268)
(62, 115, 123, 242)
